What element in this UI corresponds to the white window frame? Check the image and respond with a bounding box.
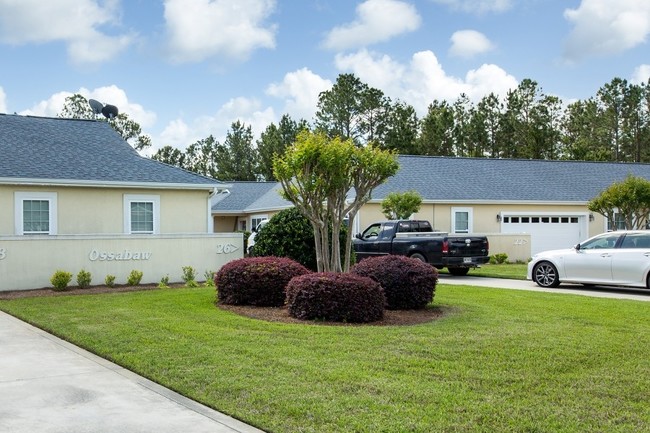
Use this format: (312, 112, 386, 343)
(14, 192, 58, 235)
(123, 194, 160, 234)
(451, 207, 473, 234)
(606, 209, 626, 232)
(251, 214, 269, 231)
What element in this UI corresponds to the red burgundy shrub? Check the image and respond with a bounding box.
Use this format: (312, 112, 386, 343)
(215, 256, 311, 307)
(350, 255, 438, 310)
(285, 272, 385, 323)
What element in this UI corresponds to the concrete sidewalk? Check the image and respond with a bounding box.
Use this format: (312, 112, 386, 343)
(0, 311, 265, 433)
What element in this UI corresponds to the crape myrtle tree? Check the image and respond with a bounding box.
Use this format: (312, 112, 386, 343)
(273, 130, 399, 273)
(59, 94, 152, 151)
(588, 175, 650, 230)
(381, 191, 423, 220)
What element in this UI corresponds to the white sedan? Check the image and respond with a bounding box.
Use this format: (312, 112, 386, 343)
(527, 230, 650, 289)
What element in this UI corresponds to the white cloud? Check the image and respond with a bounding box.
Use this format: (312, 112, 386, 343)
(335, 49, 518, 115)
(0, 0, 133, 64)
(323, 0, 421, 51)
(429, 0, 513, 14)
(563, 0, 650, 62)
(266, 68, 332, 121)
(335, 50, 406, 96)
(19, 85, 156, 129)
(0, 86, 7, 113)
(154, 97, 275, 153)
(632, 64, 650, 84)
(449, 30, 495, 58)
(164, 0, 277, 63)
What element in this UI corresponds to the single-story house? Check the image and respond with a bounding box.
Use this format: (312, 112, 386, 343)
(0, 114, 242, 291)
(211, 155, 650, 262)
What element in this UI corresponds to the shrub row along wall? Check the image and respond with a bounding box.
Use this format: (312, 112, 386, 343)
(0, 234, 243, 291)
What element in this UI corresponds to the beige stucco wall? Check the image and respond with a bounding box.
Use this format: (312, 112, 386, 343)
(214, 215, 239, 233)
(357, 202, 602, 234)
(355, 202, 608, 261)
(213, 211, 282, 233)
(1, 185, 213, 235)
(0, 233, 243, 291)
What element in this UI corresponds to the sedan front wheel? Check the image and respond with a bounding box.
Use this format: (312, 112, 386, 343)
(533, 261, 560, 288)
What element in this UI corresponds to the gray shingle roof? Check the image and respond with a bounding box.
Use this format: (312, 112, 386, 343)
(0, 114, 223, 189)
(371, 155, 650, 203)
(211, 181, 291, 213)
(212, 156, 650, 211)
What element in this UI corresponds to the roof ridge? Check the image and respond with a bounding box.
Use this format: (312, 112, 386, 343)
(0, 113, 100, 124)
(397, 154, 650, 167)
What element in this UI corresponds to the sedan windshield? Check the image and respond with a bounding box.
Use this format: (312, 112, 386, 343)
(579, 233, 621, 250)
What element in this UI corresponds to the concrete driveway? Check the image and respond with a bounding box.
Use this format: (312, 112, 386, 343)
(0, 311, 264, 433)
(438, 274, 650, 302)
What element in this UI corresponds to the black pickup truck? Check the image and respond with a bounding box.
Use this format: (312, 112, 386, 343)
(353, 220, 490, 275)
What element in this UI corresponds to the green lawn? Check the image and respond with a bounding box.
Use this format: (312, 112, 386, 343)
(441, 263, 529, 280)
(1, 285, 649, 433)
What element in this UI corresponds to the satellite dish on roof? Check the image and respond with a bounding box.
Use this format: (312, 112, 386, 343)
(88, 99, 119, 119)
(88, 99, 103, 115)
(101, 104, 119, 119)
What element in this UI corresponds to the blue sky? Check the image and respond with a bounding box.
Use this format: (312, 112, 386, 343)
(1, 0, 649, 155)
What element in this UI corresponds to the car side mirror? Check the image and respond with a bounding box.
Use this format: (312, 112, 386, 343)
(355, 233, 362, 239)
(574, 243, 581, 251)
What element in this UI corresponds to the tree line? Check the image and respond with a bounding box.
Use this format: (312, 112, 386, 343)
(60, 73, 650, 181)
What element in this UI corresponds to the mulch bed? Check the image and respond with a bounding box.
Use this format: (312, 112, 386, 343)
(0, 284, 176, 299)
(0, 285, 448, 326)
(218, 303, 448, 326)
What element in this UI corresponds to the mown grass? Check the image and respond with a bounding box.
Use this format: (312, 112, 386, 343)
(470, 263, 528, 279)
(440, 263, 529, 280)
(1, 285, 649, 432)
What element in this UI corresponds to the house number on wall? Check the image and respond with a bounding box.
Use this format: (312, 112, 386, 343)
(0, 248, 6, 260)
(216, 244, 239, 254)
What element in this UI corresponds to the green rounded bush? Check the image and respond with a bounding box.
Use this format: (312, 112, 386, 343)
(127, 270, 143, 286)
(285, 272, 385, 323)
(215, 256, 311, 306)
(50, 270, 72, 291)
(76, 269, 92, 289)
(252, 207, 350, 271)
(351, 255, 438, 310)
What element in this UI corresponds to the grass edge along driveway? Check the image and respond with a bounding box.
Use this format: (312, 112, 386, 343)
(1, 285, 648, 433)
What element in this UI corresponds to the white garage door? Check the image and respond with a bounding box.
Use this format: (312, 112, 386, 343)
(501, 215, 586, 255)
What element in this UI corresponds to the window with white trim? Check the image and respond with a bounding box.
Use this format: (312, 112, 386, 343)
(607, 212, 626, 231)
(124, 195, 160, 234)
(14, 192, 57, 235)
(451, 207, 473, 234)
(251, 215, 268, 231)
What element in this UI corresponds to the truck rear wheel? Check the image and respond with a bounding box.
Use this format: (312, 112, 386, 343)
(448, 267, 469, 276)
(409, 253, 426, 263)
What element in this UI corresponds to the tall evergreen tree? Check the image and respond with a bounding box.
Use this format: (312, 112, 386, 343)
(418, 100, 455, 156)
(215, 121, 258, 181)
(257, 114, 308, 180)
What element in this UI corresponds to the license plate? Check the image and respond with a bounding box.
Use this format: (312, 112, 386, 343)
(463, 257, 472, 264)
